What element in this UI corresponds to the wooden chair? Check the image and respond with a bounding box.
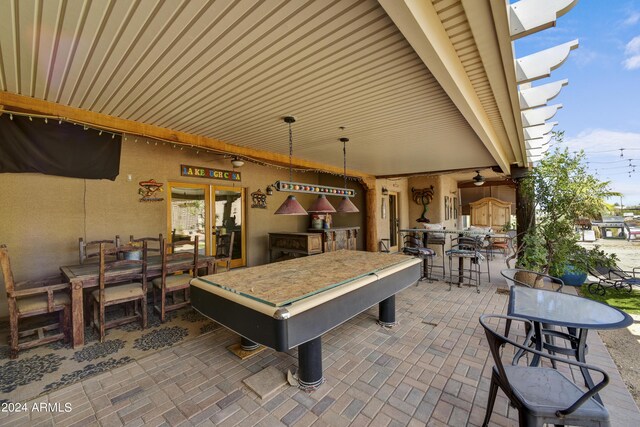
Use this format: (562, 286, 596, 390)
(152, 236, 199, 322)
(0, 244, 70, 358)
(214, 232, 235, 272)
(79, 236, 120, 264)
(92, 242, 147, 342)
(129, 234, 163, 256)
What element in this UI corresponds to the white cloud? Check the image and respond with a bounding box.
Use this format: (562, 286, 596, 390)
(623, 11, 640, 26)
(623, 36, 640, 69)
(564, 129, 640, 152)
(572, 49, 599, 67)
(625, 36, 640, 54)
(624, 55, 640, 69)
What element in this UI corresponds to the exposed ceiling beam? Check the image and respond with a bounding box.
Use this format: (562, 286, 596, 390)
(379, 0, 512, 175)
(490, 0, 528, 166)
(461, 0, 524, 167)
(0, 91, 373, 180)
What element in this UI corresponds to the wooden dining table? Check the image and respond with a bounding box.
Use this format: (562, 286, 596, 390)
(60, 254, 216, 347)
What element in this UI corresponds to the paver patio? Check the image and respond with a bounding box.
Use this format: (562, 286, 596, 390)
(1, 257, 638, 426)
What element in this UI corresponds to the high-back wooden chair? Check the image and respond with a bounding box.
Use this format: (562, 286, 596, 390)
(152, 236, 199, 322)
(92, 242, 147, 342)
(129, 234, 163, 256)
(0, 244, 71, 358)
(79, 236, 120, 264)
(214, 232, 235, 272)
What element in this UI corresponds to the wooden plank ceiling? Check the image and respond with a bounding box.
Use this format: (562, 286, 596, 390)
(0, 0, 516, 177)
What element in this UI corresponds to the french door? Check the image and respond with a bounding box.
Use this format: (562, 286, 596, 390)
(167, 182, 245, 268)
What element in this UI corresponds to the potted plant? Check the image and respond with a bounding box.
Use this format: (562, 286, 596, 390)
(518, 146, 619, 282)
(559, 245, 618, 286)
(514, 228, 548, 287)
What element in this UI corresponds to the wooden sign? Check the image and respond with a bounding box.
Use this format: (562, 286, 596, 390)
(180, 165, 241, 181)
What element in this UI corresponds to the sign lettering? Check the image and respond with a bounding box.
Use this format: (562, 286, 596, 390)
(180, 164, 241, 182)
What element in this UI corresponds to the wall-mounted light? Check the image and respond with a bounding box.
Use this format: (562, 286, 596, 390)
(266, 185, 274, 196)
(381, 187, 389, 196)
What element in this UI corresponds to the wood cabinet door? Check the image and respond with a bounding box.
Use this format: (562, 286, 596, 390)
(472, 204, 490, 226)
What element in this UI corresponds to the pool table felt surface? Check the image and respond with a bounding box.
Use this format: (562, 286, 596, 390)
(192, 250, 416, 307)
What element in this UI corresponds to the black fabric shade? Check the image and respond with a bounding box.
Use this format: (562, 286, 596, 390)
(0, 114, 121, 180)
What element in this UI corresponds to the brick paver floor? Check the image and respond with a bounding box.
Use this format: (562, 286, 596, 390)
(2, 258, 639, 426)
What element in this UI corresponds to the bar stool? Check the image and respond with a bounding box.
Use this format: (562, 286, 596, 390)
(402, 234, 435, 282)
(446, 236, 484, 293)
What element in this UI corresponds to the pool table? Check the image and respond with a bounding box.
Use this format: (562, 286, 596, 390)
(190, 250, 421, 390)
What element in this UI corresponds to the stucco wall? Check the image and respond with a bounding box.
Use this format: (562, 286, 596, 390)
(406, 175, 462, 255)
(0, 137, 364, 318)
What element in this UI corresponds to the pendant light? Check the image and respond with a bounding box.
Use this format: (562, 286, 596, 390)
(336, 137, 359, 213)
(307, 194, 336, 213)
(473, 170, 485, 186)
(274, 116, 308, 215)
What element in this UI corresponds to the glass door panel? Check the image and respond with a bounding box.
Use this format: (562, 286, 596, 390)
(389, 193, 399, 252)
(167, 183, 210, 256)
(214, 187, 245, 268)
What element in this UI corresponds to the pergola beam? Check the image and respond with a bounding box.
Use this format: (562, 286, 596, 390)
(509, 0, 578, 40)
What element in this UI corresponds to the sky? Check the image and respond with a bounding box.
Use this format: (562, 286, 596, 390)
(514, 0, 640, 208)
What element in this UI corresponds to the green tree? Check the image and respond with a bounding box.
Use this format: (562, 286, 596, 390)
(520, 147, 619, 276)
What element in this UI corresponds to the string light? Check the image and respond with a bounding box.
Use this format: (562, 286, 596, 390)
(2, 108, 365, 182)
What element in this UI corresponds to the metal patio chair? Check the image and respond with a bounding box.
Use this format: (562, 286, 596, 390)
(479, 314, 611, 427)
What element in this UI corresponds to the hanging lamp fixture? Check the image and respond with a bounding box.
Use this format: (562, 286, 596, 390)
(473, 170, 485, 186)
(335, 137, 359, 213)
(230, 157, 244, 168)
(274, 116, 308, 215)
(307, 194, 337, 213)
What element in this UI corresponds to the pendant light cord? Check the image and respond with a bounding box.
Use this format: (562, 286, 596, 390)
(343, 140, 347, 189)
(289, 121, 293, 182)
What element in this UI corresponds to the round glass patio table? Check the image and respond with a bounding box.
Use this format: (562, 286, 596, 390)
(507, 286, 633, 403)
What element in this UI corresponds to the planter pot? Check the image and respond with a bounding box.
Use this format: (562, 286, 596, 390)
(515, 271, 544, 288)
(560, 265, 587, 287)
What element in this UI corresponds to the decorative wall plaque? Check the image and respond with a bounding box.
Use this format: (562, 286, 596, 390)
(411, 186, 434, 223)
(251, 189, 267, 209)
(138, 179, 164, 202)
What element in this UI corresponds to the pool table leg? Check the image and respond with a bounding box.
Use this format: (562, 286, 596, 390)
(378, 295, 396, 327)
(241, 336, 260, 351)
(298, 337, 324, 391)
